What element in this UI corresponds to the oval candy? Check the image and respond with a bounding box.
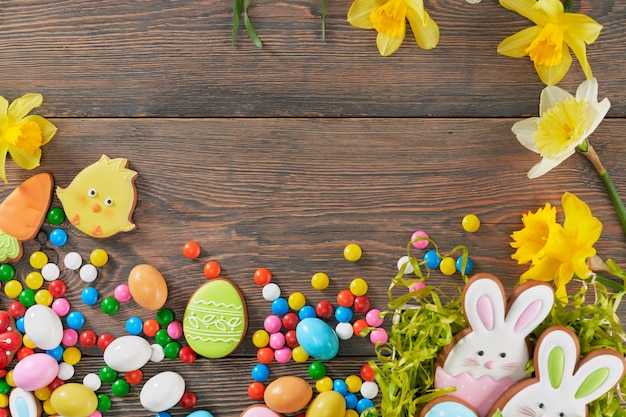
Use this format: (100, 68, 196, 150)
(305, 391, 346, 417)
(13, 353, 59, 391)
(49, 383, 98, 417)
(264, 376, 313, 414)
(240, 405, 284, 417)
(140, 371, 185, 412)
(128, 264, 168, 310)
(24, 304, 63, 350)
(183, 278, 247, 358)
(104, 335, 152, 372)
(9, 388, 41, 417)
(296, 317, 339, 360)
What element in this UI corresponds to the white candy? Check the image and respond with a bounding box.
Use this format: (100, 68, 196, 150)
(140, 371, 185, 412)
(57, 363, 75, 380)
(104, 335, 152, 372)
(42, 263, 61, 281)
(360, 381, 379, 399)
(335, 322, 354, 340)
(262, 283, 281, 301)
(83, 373, 102, 391)
(24, 305, 63, 350)
(397, 256, 414, 274)
(150, 344, 165, 362)
(79, 264, 98, 282)
(64, 252, 83, 270)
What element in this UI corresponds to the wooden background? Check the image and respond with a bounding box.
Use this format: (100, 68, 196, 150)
(1, 0, 625, 416)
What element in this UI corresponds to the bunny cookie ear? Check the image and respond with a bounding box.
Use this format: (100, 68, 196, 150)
(463, 273, 506, 333)
(570, 347, 625, 404)
(504, 281, 554, 337)
(535, 327, 579, 390)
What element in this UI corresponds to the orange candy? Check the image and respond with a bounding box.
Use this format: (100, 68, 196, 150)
(143, 319, 160, 337)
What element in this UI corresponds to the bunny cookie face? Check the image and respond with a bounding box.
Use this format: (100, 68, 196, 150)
(494, 326, 626, 417)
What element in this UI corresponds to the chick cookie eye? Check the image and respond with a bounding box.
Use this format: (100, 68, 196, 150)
(559, 413, 564, 417)
(477, 351, 484, 356)
(500, 352, 506, 358)
(88, 188, 97, 197)
(538, 403, 544, 409)
(104, 198, 113, 206)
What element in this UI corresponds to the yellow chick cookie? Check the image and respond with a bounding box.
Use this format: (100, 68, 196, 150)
(57, 155, 138, 238)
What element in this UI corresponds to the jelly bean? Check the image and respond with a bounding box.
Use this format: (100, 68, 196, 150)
(311, 272, 329, 290)
(47, 207, 66, 225)
(129, 264, 169, 310)
(203, 261, 221, 279)
(264, 315, 282, 334)
(66, 311, 86, 330)
(462, 214, 481, 232)
(281, 312, 299, 330)
(343, 243, 362, 262)
(80, 264, 98, 282)
(456, 255, 473, 274)
(25, 272, 44, 290)
(439, 257, 456, 275)
(262, 283, 281, 301)
(411, 230, 429, 249)
(288, 292, 306, 311)
(298, 305, 316, 320)
(252, 330, 270, 348)
(271, 297, 289, 316)
(315, 300, 334, 319)
(183, 241, 202, 259)
(114, 284, 132, 302)
(253, 268, 272, 286)
(335, 322, 354, 340)
(0, 264, 15, 283)
(41, 263, 60, 281)
(365, 309, 383, 327)
(156, 308, 175, 326)
(251, 363, 270, 382)
(100, 296, 120, 315)
(64, 252, 83, 270)
(126, 317, 143, 335)
(336, 290, 355, 307)
(49, 228, 67, 246)
(90, 249, 109, 267)
(334, 306, 353, 323)
(167, 321, 183, 339)
(369, 328, 389, 344)
(274, 347, 291, 363)
(81, 287, 99, 306)
(269, 332, 285, 350)
(397, 255, 415, 274)
(29, 251, 48, 269)
(353, 296, 371, 314)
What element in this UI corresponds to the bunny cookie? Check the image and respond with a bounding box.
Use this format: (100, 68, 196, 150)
(489, 326, 625, 417)
(428, 273, 555, 417)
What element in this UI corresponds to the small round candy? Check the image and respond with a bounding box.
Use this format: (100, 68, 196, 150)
(66, 311, 86, 329)
(270, 297, 289, 316)
(29, 251, 48, 269)
(19, 288, 36, 307)
(352, 319, 368, 338)
(97, 333, 114, 350)
(256, 347, 274, 364)
(156, 308, 175, 326)
(345, 375, 362, 393)
(369, 328, 389, 344)
(143, 319, 160, 337)
(183, 241, 202, 259)
(101, 296, 120, 315)
(439, 256, 456, 275)
(281, 312, 299, 330)
(0, 380, 9, 394)
(336, 289, 355, 307)
(150, 344, 165, 362)
(35, 289, 53, 306)
(163, 341, 181, 359)
(17, 346, 33, 360)
(47, 207, 66, 225)
(41, 263, 60, 281)
(269, 332, 285, 350)
(57, 362, 75, 380)
(167, 321, 183, 339)
(126, 316, 143, 335)
(90, 249, 109, 267)
(308, 361, 326, 380)
(335, 306, 353, 323)
(16, 317, 26, 333)
(79, 264, 98, 283)
(25, 272, 44, 289)
(62, 329, 79, 347)
(263, 315, 282, 333)
(345, 393, 359, 410)
(292, 346, 309, 363)
(46, 345, 64, 361)
(298, 305, 316, 320)
(411, 230, 429, 249)
(409, 282, 426, 293)
(251, 363, 270, 383)
(365, 309, 383, 327)
(333, 379, 348, 396)
(113, 284, 132, 302)
(335, 322, 354, 340)
(397, 255, 415, 274)
(79, 330, 97, 348)
(125, 369, 143, 385)
(48, 280, 66, 297)
(274, 347, 291, 363)
(64, 252, 83, 270)
(0, 264, 15, 282)
(284, 330, 298, 348)
(316, 376, 333, 392)
(8, 301, 26, 319)
(155, 329, 172, 347)
(51, 298, 71, 316)
(262, 282, 281, 301)
(81, 287, 99, 306)
(253, 267, 272, 286)
(311, 272, 330, 290)
(203, 260, 221, 279)
(343, 243, 362, 262)
(97, 394, 112, 412)
(360, 381, 379, 399)
(178, 346, 196, 364)
(288, 292, 306, 311)
(247, 382, 265, 401)
(356, 398, 375, 414)
(462, 214, 481, 233)
(83, 373, 102, 391)
(63, 346, 82, 365)
(315, 300, 334, 319)
(252, 329, 270, 348)
(456, 255, 474, 274)
(353, 296, 371, 314)
(49, 228, 68, 246)
(349, 278, 368, 296)
(179, 391, 197, 409)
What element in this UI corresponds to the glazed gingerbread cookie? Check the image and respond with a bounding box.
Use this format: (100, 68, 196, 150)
(422, 273, 555, 417)
(183, 278, 248, 358)
(57, 155, 138, 238)
(0, 173, 54, 262)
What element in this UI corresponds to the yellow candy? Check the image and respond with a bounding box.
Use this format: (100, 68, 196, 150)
(35, 387, 52, 401)
(90, 248, 109, 267)
(315, 376, 333, 392)
(288, 292, 306, 311)
(311, 272, 330, 290)
(63, 346, 82, 365)
(343, 243, 362, 262)
(5, 370, 15, 387)
(22, 334, 36, 349)
(462, 214, 481, 233)
(439, 257, 456, 276)
(25, 271, 44, 289)
(252, 330, 270, 348)
(50, 383, 98, 417)
(344, 374, 363, 393)
(292, 346, 309, 363)
(4, 280, 22, 299)
(35, 289, 54, 306)
(43, 398, 56, 415)
(349, 278, 368, 296)
(0, 393, 7, 408)
(345, 410, 359, 417)
(29, 251, 48, 269)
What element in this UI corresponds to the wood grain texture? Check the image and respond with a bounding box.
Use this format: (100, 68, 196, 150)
(0, 0, 624, 117)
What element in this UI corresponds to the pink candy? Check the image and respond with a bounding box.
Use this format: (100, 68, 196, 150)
(269, 332, 286, 350)
(114, 284, 132, 302)
(411, 230, 429, 249)
(62, 329, 79, 346)
(274, 347, 291, 363)
(264, 315, 282, 334)
(369, 328, 388, 344)
(365, 309, 384, 327)
(52, 298, 71, 317)
(167, 321, 183, 339)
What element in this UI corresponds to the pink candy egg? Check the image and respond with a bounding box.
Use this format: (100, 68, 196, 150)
(13, 353, 59, 391)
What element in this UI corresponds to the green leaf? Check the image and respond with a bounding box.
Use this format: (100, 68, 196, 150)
(322, 0, 327, 41)
(243, 0, 263, 48)
(232, 0, 243, 46)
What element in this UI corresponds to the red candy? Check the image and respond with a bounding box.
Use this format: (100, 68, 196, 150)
(281, 313, 299, 330)
(16, 346, 34, 361)
(315, 300, 334, 319)
(79, 330, 97, 348)
(48, 280, 67, 298)
(336, 290, 355, 308)
(256, 347, 274, 364)
(179, 346, 197, 364)
(353, 319, 368, 338)
(97, 333, 114, 350)
(183, 241, 202, 259)
(254, 268, 272, 286)
(285, 330, 299, 348)
(8, 301, 26, 319)
(203, 261, 221, 279)
(353, 296, 371, 314)
(360, 363, 376, 381)
(180, 391, 197, 409)
(126, 369, 143, 385)
(48, 377, 65, 391)
(247, 382, 265, 400)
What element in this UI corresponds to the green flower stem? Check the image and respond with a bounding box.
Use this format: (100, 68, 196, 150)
(322, 0, 327, 41)
(579, 143, 626, 239)
(563, 0, 573, 12)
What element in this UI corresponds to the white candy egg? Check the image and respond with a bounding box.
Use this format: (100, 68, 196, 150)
(140, 371, 185, 412)
(104, 335, 152, 372)
(24, 304, 63, 350)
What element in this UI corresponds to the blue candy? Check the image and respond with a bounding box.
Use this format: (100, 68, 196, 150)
(251, 363, 270, 382)
(296, 317, 339, 360)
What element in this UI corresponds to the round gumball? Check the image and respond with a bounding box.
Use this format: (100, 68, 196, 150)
(183, 241, 202, 259)
(353, 296, 371, 314)
(315, 300, 334, 319)
(49, 228, 68, 246)
(262, 283, 281, 301)
(81, 287, 99, 306)
(251, 364, 270, 383)
(253, 268, 272, 286)
(101, 297, 120, 315)
(48, 280, 67, 298)
(298, 305, 316, 320)
(349, 278, 368, 296)
(311, 272, 329, 290)
(203, 261, 221, 279)
(284, 330, 298, 348)
(90, 249, 109, 267)
(112, 379, 130, 397)
(143, 319, 160, 337)
(97, 333, 114, 350)
(156, 308, 174, 327)
(281, 312, 299, 330)
(256, 347, 274, 364)
(251, 330, 269, 348)
(180, 391, 197, 409)
(411, 230, 429, 249)
(79, 330, 97, 348)
(0, 264, 15, 282)
(178, 346, 196, 364)
(126, 369, 143, 385)
(126, 317, 143, 335)
(334, 306, 353, 323)
(352, 319, 368, 338)
(47, 207, 66, 225)
(247, 382, 265, 401)
(114, 284, 132, 302)
(462, 214, 480, 232)
(336, 290, 355, 308)
(308, 361, 326, 380)
(343, 243, 362, 262)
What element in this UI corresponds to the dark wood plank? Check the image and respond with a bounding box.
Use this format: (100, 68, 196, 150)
(0, 0, 624, 117)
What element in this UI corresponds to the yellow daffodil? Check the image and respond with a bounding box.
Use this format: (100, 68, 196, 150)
(512, 77, 609, 179)
(517, 192, 602, 302)
(498, 0, 602, 85)
(0, 94, 56, 183)
(347, 0, 439, 56)
(510, 202, 556, 264)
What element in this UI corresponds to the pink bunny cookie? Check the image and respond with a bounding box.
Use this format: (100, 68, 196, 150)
(489, 326, 626, 417)
(432, 273, 554, 417)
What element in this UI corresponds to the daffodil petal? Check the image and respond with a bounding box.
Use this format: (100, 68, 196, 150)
(7, 93, 43, 124)
(562, 192, 602, 244)
(376, 32, 405, 56)
(497, 26, 542, 58)
(0, 96, 8, 120)
(406, 0, 425, 22)
(407, 9, 439, 50)
(21, 115, 58, 146)
(559, 14, 602, 44)
(539, 85, 572, 114)
(512, 118, 540, 152)
(554, 283, 568, 303)
(499, 0, 548, 26)
(574, 78, 598, 103)
(564, 34, 593, 80)
(8, 146, 41, 171)
(347, 0, 385, 28)
(535, 47, 572, 86)
(0, 145, 8, 183)
(585, 97, 610, 135)
(535, 0, 563, 21)
(528, 154, 570, 179)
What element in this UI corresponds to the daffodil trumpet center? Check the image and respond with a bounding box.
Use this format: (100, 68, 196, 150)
(533, 98, 589, 159)
(0, 121, 43, 154)
(370, 0, 408, 37)
(525, 22, 565, 67)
